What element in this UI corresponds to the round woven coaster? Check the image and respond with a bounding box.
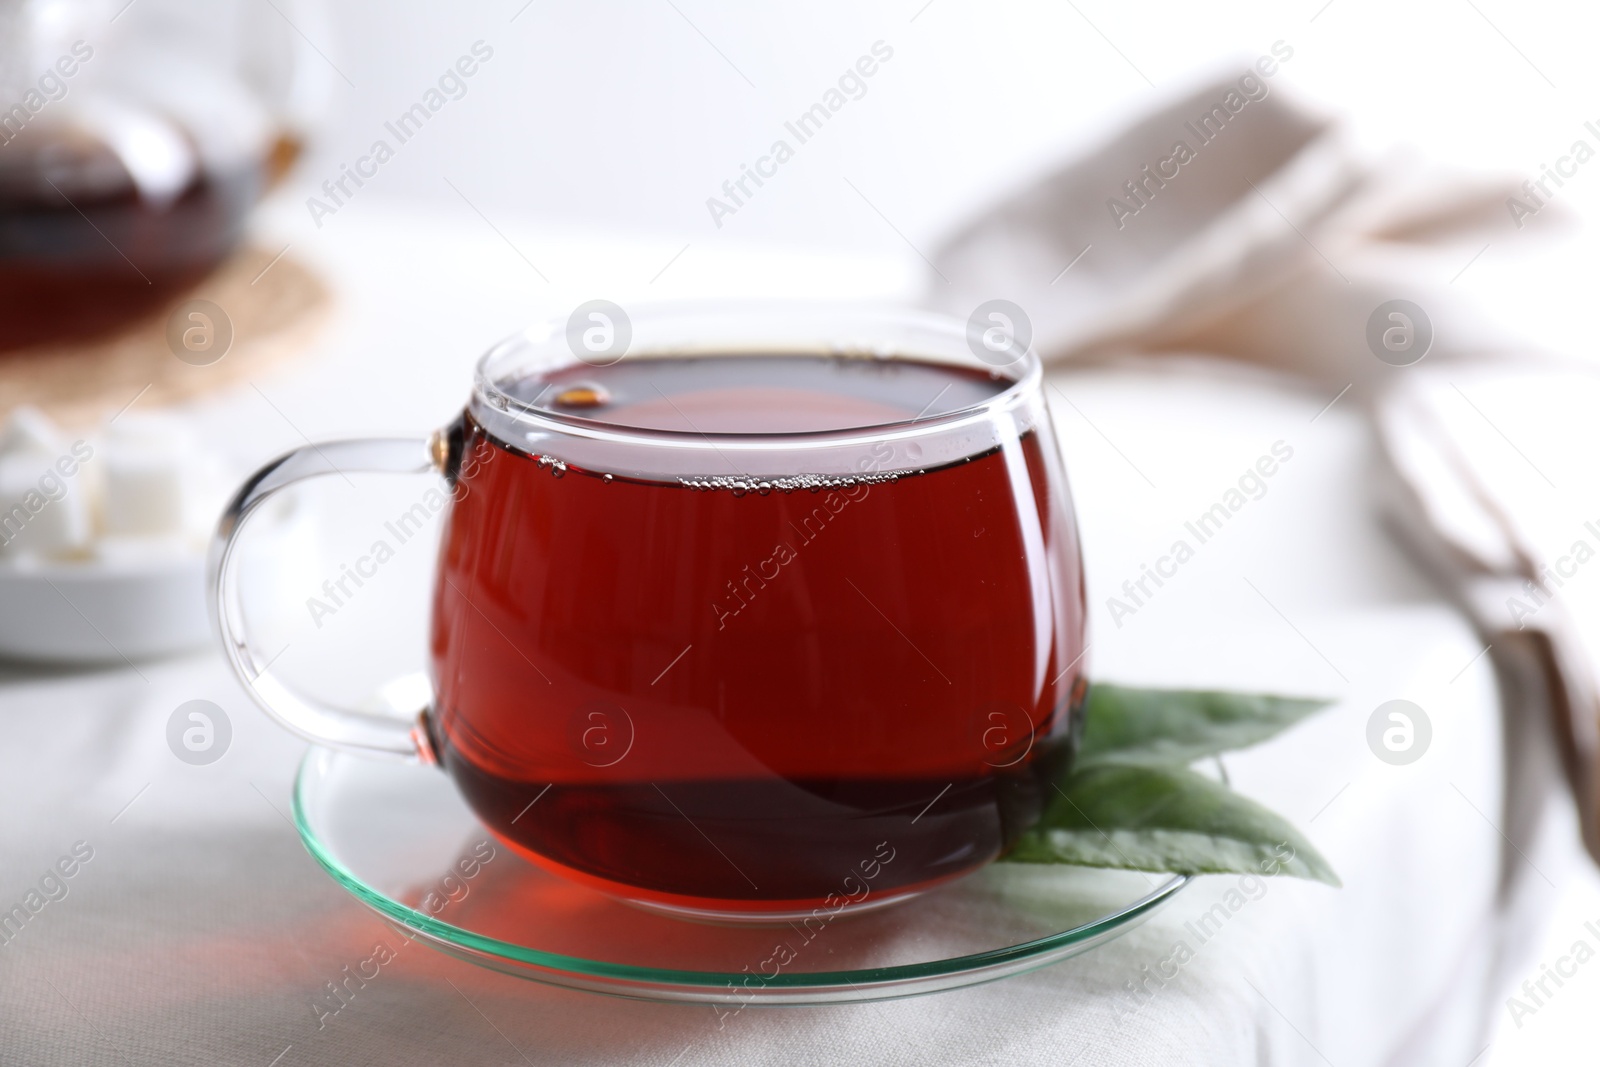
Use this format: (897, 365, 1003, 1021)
(0, 244, 332, 427)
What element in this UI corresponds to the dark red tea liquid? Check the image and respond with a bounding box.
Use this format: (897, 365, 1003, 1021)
(429, 354, 1087, 914)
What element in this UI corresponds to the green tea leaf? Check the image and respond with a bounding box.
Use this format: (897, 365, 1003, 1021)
(1078, 685, 1330, 768)
(1004, 764, 1340, 885)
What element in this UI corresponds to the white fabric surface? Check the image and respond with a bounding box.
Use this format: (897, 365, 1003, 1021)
(919, 72, 1599, 875)
(0, 212, 1562, 1064)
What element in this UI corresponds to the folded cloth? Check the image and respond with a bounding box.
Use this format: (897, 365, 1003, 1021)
(922, 70, 1600, 862)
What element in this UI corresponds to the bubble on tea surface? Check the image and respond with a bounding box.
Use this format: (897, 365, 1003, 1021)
(553, 383, 610, 408)
(679, 471, 898, 493)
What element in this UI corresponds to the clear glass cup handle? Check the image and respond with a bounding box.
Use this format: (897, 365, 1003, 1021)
(208, 436, 443, 763)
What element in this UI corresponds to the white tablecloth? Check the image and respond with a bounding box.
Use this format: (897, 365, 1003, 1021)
(0, 204, 1566, 1064)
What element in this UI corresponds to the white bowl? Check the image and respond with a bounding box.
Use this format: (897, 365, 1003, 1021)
(0, 554, 209, 664)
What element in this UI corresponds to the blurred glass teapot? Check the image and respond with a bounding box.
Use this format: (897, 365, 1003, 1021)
(0, 0, 328, 351)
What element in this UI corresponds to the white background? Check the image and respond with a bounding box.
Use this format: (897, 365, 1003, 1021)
(264, 0, 1600, 258)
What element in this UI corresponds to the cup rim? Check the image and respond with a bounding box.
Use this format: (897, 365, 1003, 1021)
(470, 301, 1043, 451)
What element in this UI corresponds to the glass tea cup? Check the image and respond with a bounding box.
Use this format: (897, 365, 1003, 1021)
(211, 303, 1088, 921)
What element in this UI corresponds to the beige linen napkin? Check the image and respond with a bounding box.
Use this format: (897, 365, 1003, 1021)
(922, 70, 1600, 861)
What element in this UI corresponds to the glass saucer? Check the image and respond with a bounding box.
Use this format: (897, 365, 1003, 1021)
(293, 747, 1188, 1005)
